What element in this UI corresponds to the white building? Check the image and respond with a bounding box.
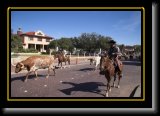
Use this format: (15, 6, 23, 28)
(17, 28, 53, 52)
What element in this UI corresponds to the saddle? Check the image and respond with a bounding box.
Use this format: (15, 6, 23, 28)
(110, 57, 122, 72)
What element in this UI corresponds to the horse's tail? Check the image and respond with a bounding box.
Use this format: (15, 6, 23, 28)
(65, 55, 70, 65)
(68, 58, 70, 65)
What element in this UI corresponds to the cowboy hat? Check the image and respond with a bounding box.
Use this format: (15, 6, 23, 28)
(109, 40, 116, 44)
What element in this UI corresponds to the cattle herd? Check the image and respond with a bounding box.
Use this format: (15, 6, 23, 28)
(13, 54, 123, 97)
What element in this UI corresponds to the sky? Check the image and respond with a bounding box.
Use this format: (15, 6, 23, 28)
(11, 11, 141, 45)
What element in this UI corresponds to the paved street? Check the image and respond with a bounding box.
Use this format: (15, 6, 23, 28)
(10, 61, 141, 97)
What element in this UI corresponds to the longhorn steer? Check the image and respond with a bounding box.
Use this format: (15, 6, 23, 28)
(15, 56, 56, 82)
(88, 55, 101, 70)
(94, 55, 101, 70)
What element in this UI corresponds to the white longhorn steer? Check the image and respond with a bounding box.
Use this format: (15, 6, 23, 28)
(88, 55, 101, 70)
(94, 55, 101, 70)
(14, 56, 56, 82)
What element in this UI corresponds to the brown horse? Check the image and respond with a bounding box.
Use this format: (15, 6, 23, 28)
(54, 52, 70, 68)
(99, 55, 123, 97)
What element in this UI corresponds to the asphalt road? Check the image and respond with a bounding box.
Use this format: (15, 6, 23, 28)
(10, 61, 141, 97)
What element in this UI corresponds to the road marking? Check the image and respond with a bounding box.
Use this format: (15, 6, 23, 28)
(24, 90, 28, 93)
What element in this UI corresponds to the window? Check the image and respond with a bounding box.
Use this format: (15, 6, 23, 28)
(38, 38, 42, 41)
(46, 39, 50, 42)
(29, 37, 33, 41)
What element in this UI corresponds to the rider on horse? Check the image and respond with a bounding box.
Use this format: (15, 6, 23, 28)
(107, 40, 122, 71)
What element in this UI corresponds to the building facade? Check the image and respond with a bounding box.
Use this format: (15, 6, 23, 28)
(124, 46, 135, 55)
(17, 28, 53, 52)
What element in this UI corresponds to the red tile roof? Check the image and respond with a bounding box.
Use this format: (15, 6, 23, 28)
(20, 31, 53, 39)
(25, 32, 35, 35)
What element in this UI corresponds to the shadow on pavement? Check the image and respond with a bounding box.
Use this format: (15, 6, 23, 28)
(129, 85, 141, 97)
(122, 61, 141, 66)
(11, 74, 52, 82)
(78, 68, 95, 72)
(59, 81, 106, 96)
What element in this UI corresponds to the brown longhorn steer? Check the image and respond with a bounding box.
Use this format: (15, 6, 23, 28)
(15, 56, 56, 82)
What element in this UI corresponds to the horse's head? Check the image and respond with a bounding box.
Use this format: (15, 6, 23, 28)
(99, 56, 106, 75)
(54, 52, 65, 61)
(100, 55, 109, 72)
(53, 52, 61, 59)
(100, 56, 107, 71)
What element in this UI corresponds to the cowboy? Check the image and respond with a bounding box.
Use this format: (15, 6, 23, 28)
(63, 50, 67, 57)
(108, 40, 122, 70)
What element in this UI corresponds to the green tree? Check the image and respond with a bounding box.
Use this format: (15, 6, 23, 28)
(98, 36, 111, 51)
(72, 37, 81, 49)
(118, 44, 125, 53)
(11, 34, 23, 52)
(134, 45, 141, 53)
(48, 39, 59, 49)
(57, 38, 73, 51)
(77, 32, 113, 52)
(48, 32, 114, 54)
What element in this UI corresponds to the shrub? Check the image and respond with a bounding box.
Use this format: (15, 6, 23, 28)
(51, 51, 57, 55)
(12, 48, 38, 53)
(41, 52, 49, 55)
(26, 48, 38, 53)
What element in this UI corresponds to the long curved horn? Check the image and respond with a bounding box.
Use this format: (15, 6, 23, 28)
(19, 62, 24, 69)
(11, 58, 16, 66)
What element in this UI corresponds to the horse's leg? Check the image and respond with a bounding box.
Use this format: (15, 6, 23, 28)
(68, 59, 70, 68)
(58, 60, 60, 66)
(112, 73, 116, 87)
(90, 60, 93, 65)
(106, 81, 111, 97)
(68, 59, 70, 65)
(105, 83, 109, 97)
(117, 72, 122, 88)
(105, 76, 111, 97)
(108, 79, 111, 92)
(61, 62, 62, 69)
